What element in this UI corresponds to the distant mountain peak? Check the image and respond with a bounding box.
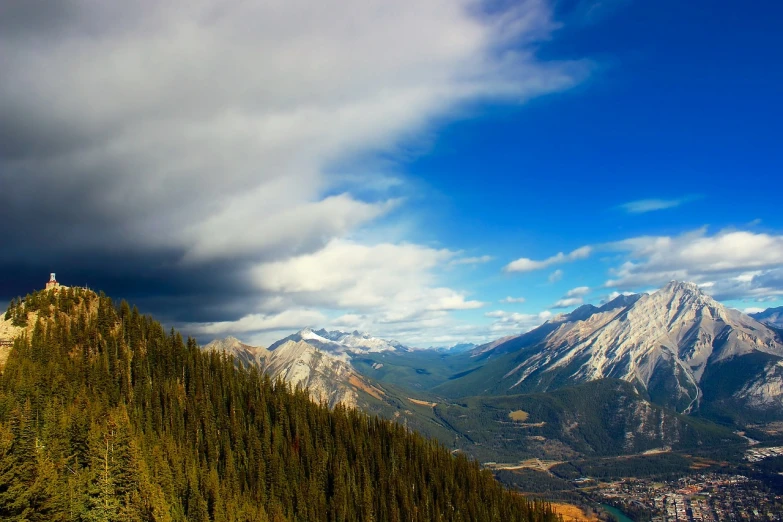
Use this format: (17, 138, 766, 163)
(204, 335, 252, 350)
(269, 327, 409, 354)
(750, 306, 783, 329)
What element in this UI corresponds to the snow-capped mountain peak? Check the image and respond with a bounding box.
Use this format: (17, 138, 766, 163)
(299, 327, 336, 345)
(268, 328, 409, 355)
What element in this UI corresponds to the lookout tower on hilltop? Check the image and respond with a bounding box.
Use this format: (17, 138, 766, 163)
(45, 273, 60, 290)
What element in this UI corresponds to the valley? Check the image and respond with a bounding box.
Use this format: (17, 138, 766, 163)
(203, 281, 783, 469)
(192, 280, 783, 520)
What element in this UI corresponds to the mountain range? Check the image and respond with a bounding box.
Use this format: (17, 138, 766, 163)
(203, 281, 783, 463)
(437, 281, 783, 421)
(203, 334, 388, 408)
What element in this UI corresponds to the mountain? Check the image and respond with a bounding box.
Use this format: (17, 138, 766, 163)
(0, 286, 557, 521)
(437, 281, 783, 420)
(471, 293, 643, 359)
(204, 335, 386, 408)
(202, 294, 747, 465)
(202, 335, 269, 367)
(268, 327, 410, 355)
(751, 306, 783, 328)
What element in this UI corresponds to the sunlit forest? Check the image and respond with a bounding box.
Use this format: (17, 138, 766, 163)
(0, 288, 561, 521)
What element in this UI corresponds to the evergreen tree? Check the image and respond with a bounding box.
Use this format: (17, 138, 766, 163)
(4, 299, 13, 321)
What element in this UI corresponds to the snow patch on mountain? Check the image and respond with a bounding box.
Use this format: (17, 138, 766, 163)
(269, 327, 409, 355)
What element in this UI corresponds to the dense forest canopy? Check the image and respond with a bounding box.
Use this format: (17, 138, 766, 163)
(0, 288, 561, 521)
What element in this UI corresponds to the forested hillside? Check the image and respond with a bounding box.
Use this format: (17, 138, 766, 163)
(0, 288, 560, 521)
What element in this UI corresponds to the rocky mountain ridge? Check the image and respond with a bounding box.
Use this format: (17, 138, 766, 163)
(203, 335, 385, 408)
(443, 281, 783, 418)
(204, 282, 783, 427)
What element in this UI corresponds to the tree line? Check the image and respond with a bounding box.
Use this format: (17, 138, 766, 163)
(0, 288, 562, 521)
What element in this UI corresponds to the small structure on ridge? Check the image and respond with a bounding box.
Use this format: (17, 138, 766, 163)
(45, 273, 60, 290)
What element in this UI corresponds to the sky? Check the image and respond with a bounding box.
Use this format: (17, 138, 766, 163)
(1, 0, 781, 347)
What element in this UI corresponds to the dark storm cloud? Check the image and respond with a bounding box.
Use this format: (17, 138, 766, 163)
(0, 0, 579, 340)
(0, 247, 257, 326)
(0, 1, 80, 39)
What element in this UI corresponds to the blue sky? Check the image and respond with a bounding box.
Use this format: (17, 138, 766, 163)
(384, 0, 783, 339)
(2, 0, 781, 346)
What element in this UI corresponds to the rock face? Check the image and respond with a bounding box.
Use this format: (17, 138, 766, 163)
(735, 360, 783, 408)
(262, 340, 363, 408)
(203, 336, 269, 368)
(0, 313, 23, 369)
(465, 281, 783, 416)
(204, 335, 385, 409)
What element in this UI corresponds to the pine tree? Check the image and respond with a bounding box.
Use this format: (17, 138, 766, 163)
(4, 298, 13, 321)
(0, 404, 39, 520)
(84, 425, 120, 521)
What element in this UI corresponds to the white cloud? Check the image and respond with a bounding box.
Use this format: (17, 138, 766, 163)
(618, 196, 699, 214)
(427, 295, 485, 311)
(565, 286, 590, 297)
(744, 307, 765, 315)
(549, 285, 590, 308)
(184, 195, 397, 263)
(552, 297, 583, 309)
(733, 272, 762, 283)
(605, 228, 783, 301)
(331, 314, 365, 328)
(500, 296, 526, 303)
(548, 269, 564, 283)
(505, 246, 592, 272)
(247, 239, 483, 339)
(484, 309, 552, 336)
(186, 309, 327, 336)
(253, 239, 450, 302)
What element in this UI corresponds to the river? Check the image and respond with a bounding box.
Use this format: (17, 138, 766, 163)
(600, 504, 634, 522)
